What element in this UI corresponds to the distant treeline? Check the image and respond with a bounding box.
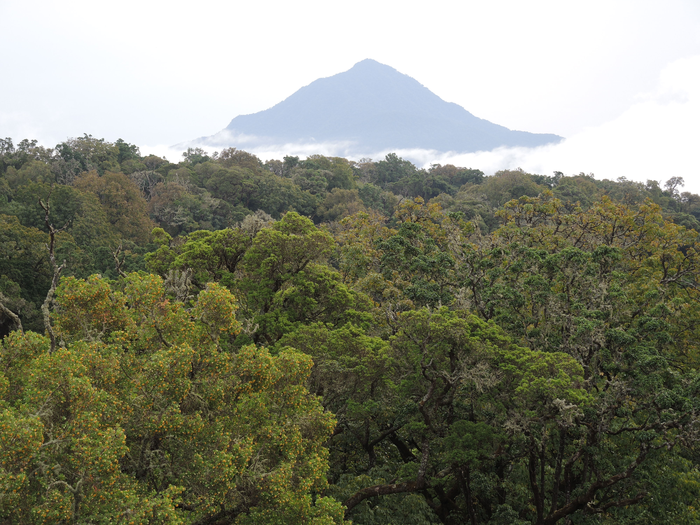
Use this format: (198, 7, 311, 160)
(1, 133, 697, 332)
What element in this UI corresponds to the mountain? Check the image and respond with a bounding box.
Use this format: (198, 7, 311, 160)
(194, 59, 562, 155)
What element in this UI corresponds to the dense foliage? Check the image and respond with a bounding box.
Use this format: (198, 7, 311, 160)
(2, 135, 700, 524)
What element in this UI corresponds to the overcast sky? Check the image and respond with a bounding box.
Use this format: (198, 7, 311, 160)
(2, 1, 700, 189)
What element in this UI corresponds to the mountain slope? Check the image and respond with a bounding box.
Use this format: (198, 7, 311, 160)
(199, 59, 561, 154)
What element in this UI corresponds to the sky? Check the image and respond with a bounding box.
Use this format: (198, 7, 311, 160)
(2, 0, 700, 189)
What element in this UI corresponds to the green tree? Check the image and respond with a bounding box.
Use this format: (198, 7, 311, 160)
(74, 170, 155, 243)
(53, 134, 120, 181)
(0, 273, 346, 524)
(0, 214, 79, 332)
(330, 193, 700, 523)
(217, 148, 263, 173)
(238, 212, 367, 345)
(317, 308, 589, 524)
(317, 188, 366, 223)
(115, 138, 141, 164)
(373, 153, 417, 188)
(478, 169, 547, 208)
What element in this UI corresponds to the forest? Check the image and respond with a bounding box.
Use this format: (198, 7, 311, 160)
(2, 134, 700, 524)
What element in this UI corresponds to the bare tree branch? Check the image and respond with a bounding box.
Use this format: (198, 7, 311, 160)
(344, 438, 430, 516)
(39, 190, 69, 353)
(112, 243, 127, 278)
(0, 296, 22, 336)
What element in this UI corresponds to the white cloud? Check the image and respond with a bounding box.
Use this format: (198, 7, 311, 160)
(137, 144, 188, 164)
(421, 55, 700, 193)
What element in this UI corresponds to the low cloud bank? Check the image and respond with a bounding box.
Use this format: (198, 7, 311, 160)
(143, 55, 700, 193)
(426, 56, 700, 191)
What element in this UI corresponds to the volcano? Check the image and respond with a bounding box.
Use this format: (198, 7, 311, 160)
(194, 59, 562, 156)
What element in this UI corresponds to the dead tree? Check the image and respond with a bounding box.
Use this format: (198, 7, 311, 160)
(112, 243, 127, 278)
(39, 192, 69, 353)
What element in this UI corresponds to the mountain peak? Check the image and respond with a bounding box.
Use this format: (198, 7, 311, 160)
(197, 61, 561, 156)
(347, 58, 397, 72)
(351, 58, 385, 67)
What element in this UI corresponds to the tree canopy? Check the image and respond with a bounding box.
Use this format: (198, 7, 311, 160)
(2, 135, 700, 524)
